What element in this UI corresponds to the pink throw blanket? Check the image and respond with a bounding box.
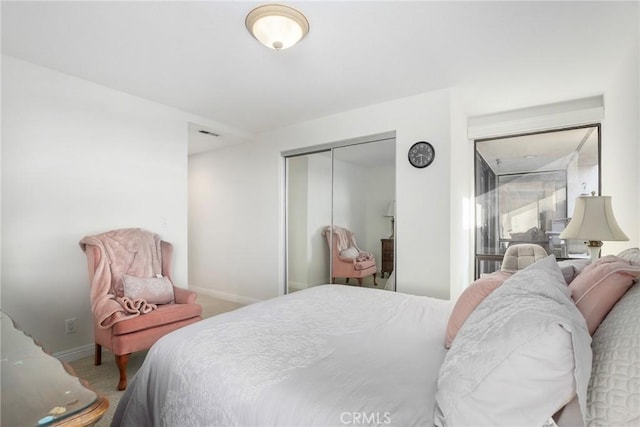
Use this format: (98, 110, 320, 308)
(79, 228, 163, 328)
(356, 252, 374, 262)
(324, 225, 357, 252)
(117, 297, 157, 314)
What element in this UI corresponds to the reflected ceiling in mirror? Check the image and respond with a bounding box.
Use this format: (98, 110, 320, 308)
(476, 126, 599, 176)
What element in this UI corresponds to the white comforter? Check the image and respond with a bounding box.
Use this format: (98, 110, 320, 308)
(112, 285, 452, 427)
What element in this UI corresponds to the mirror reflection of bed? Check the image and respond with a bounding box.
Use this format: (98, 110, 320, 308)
(284, 133, 396, 293)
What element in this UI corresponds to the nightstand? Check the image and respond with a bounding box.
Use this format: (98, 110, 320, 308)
(381, 238, 394, 278)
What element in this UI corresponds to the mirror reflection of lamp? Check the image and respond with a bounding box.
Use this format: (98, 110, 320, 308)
(384, 201, 395, 239)
(559, 193, 629, 262)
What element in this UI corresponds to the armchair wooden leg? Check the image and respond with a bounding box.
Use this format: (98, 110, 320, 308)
(373, 273, 378, 286)
(357, 278, 363, 286)
(345, 278, 350, 284)
(115, 353, 131, 391)
(94, 343, 102, 366)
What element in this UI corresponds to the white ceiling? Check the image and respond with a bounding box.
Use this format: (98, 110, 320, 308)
(2, 1, 638, 155)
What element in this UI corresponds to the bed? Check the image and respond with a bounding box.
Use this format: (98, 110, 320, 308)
(112, 251, 640, 427)
(113, 285, 451, 426)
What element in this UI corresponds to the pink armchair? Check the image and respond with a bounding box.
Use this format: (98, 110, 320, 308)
(80, 228, 202, 390)
(323, 226, 378, 286)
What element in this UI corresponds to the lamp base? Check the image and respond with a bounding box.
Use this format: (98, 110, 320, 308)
(585, 240, 603, 262)
(389, 218, 395, 239)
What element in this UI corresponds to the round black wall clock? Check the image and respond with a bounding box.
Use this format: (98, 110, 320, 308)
(408, 141, 435, 168)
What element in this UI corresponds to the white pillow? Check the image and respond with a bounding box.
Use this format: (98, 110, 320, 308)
(122, 274, 175, 304)
(339, 247, 359, 259)
(434, 256, 592, 427)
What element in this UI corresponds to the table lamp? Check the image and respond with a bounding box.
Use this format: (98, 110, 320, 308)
(559, 193, 628, 261)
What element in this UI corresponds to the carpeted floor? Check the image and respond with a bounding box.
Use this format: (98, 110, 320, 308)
(68, 293, 243, 426)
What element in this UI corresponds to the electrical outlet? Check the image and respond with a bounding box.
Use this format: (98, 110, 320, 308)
(65, 318, 77, 335)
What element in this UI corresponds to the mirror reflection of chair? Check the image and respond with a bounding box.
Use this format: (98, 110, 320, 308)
(500, 243, 548, 273)
(323, 225, 378, 286)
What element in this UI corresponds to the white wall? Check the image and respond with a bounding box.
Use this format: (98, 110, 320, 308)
(0, 56, 233, 355)
(188, 139, 281, 302)
(189, 90, 452, 300)
(449, 93, 473, 300)
(601, 41, 640, 252)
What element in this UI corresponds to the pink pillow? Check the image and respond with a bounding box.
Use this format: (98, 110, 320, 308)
(445, 270, 512, 348)
(569, 255, 640, 335)
(122, 274, 175, 305)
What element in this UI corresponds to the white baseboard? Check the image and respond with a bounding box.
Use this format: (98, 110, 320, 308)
(190, 286, 261, 305)
(54, 343, 95, 363)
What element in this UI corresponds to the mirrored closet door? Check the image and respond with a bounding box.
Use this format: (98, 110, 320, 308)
(284, 133, 396, 294)
(286, 152, 333, 292)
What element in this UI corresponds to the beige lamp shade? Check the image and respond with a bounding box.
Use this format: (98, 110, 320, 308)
(245, 4, 309, 50)
(385, 201, 395, 218)
(560, 195, 628, 261)
(560, 195, 628, 242)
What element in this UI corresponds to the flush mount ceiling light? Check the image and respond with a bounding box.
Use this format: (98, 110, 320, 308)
(245, 4, 309, 50)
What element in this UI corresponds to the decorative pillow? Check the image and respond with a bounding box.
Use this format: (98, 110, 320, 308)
(122, 274, 175, 305)
(568, 255, 640, 335)
(617, 247, 640, 266)
(339, 247, 359, 259)
(557, 259, 591, 284)
(435, 256, 592, 427)
(587, 278, 640, 426)
(444, 270, 512, 348)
